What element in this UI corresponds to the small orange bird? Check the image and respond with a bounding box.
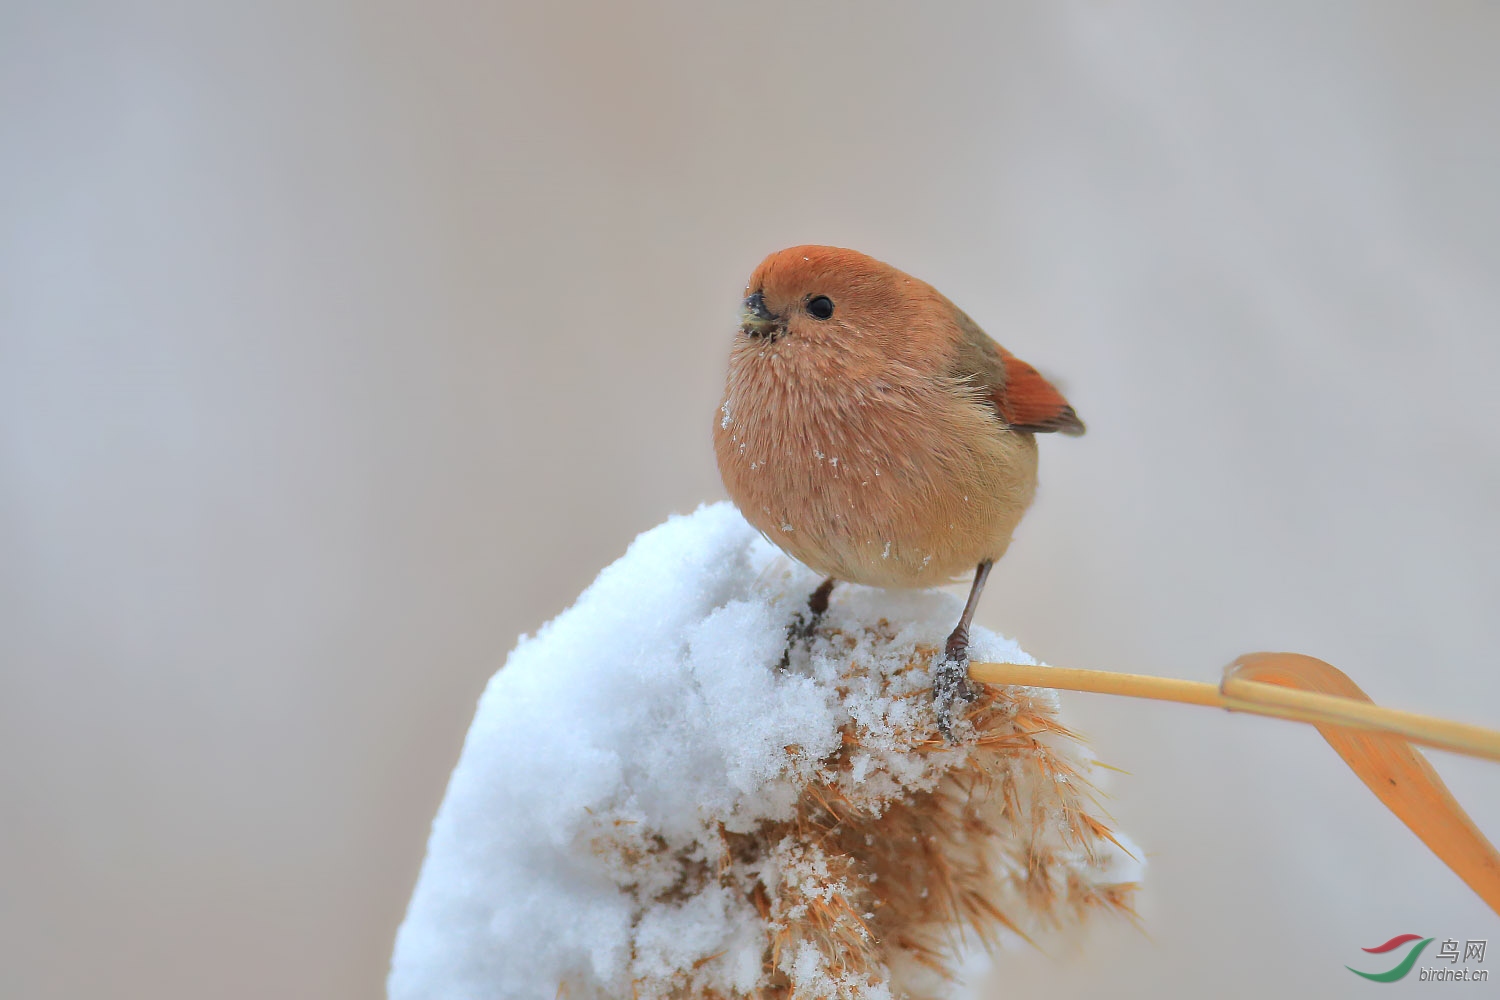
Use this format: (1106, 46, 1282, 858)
(714, 245, 1084, 735)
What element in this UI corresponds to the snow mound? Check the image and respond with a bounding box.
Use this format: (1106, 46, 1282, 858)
(389, 503, 1140, 1000)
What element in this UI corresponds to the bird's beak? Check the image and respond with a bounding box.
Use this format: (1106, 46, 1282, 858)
(740, 290, 781, 337)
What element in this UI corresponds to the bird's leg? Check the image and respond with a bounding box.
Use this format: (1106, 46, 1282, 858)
(934, 560, 993, 740)
(778, 577, 836, 670)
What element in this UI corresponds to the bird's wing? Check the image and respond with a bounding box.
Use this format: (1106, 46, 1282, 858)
(950, 311, 1086, 436)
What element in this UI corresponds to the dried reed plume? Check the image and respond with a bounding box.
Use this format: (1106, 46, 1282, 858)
(583, 619, 1139, 1000)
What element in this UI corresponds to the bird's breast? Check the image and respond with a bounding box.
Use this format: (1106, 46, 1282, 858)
(714, 352, 1038, 588)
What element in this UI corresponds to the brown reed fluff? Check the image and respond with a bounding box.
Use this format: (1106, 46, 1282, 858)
(586, 617, 1140, 1000)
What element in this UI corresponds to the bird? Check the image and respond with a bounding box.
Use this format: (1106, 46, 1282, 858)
(713, 245, 1084, 737)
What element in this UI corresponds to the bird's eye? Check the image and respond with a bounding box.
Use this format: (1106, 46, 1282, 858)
(806, 295, 834, 320)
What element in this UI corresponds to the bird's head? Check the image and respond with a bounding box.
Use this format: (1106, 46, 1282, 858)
(738, 246, 936, 363)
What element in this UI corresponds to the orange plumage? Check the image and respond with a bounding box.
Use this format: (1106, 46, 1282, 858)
(713, 245, 1084, 733)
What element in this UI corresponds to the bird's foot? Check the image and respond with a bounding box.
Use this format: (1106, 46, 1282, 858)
(777, 610, 819, 671)
(777, 578, 836, 672)
(932, 633, 978, 741)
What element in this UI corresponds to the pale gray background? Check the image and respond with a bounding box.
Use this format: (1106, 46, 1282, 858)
(3, 2, 1498, 998)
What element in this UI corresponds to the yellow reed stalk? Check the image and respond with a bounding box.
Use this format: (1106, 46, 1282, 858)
(968, 652, 1500, 916)
(968, 660, 1500, 763)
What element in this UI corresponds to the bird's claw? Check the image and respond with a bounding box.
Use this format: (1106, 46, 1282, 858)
(777, 610, 816, 671)
(932, 647, 977, 742)
(789, 608, 818, 643)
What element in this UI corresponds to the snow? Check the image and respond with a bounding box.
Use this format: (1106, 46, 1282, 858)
(389, 503, 1140, 999)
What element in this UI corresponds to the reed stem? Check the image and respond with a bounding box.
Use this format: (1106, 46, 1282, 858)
(968, 661, 1500, 763)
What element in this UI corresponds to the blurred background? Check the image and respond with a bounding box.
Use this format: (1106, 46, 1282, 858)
(3, 2, 1498, 997)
